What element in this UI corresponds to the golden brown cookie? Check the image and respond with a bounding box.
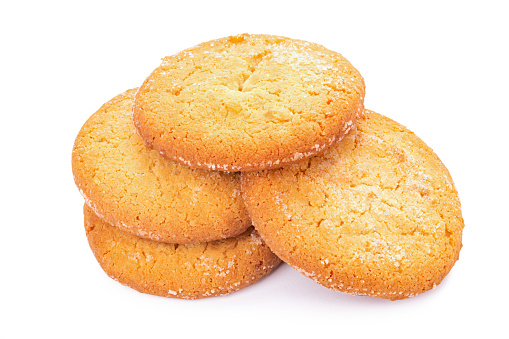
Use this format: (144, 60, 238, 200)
(242, 110, 464, 300)
(133, 33, 365, 172)
(84, 205, 281, 299)
(72, 89, 251, 244)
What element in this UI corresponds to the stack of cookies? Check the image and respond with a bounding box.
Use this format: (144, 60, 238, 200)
(72, 34, 464, 300)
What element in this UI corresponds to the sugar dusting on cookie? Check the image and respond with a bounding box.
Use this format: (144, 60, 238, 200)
(241, 110, 464, 300)
(84, 207, 281, 300)
(133, 33, 365, 172)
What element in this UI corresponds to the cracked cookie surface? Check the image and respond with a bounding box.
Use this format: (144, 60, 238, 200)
(133, 33, 365, 171)
(72, 89, 251, 244)
(84, 205, 281, 299)
(241, 110, 464, 300)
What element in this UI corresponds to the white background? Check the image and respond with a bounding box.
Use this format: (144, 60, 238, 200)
(2, 1, 508, 338)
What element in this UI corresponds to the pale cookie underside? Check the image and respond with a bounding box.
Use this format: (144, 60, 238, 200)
(84, 205, 281, 299)
(72, 89, 251, 244)
(242, 111, 464, 300)
(133, 33, 365, 171)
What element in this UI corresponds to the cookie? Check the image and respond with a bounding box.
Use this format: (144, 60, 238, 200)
(133, 33, 365, 172)
(72, 89, 251, 244)
(84, 205, 281, 299)
(241, 110, 464, 300)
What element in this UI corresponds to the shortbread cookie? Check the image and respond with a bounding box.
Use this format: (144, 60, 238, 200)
(72, 89, 251, 244)
(242, 110, 464, 300)
(133, 33, 365, 172)
(84, 205, 281, 299)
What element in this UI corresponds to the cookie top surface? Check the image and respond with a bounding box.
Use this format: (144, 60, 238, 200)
(242, 111, 464, 300)
(133, 33, 365, 171)
(84, 205, 281, 299)
(72, 89, 251, 244)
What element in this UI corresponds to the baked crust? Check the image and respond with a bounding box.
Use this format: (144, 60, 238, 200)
(84, 205, 280, 299)
(72, 89, 251, 244)
(133, 33, 365, 171)
(242, 110, 464, 300)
